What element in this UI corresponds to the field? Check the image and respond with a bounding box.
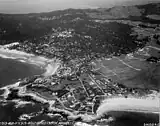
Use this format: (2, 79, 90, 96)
(94, 46, 160, 90)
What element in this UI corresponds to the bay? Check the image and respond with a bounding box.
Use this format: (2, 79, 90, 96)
(0, 57, 44, 87)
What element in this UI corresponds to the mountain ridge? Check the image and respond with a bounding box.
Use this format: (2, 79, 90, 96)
(0, 2, 160, 43)
(0, 1, 159, 15)
(86, 2, 160, 20)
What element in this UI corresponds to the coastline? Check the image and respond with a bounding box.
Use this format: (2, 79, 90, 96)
(0, 77, 159, 123)
(0, 44, 159, 123)
(0, 45, 61, 77)
(96, 96, 160, 118)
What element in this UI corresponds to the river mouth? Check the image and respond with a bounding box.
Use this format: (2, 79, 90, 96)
(0, 57, 44, 87)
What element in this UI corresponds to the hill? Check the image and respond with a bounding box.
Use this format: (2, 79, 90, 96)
(87, 2, 160, 21)
(0, 2, 159, 43)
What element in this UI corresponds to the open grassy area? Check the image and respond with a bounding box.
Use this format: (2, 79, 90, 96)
(95, 46, 160, 90)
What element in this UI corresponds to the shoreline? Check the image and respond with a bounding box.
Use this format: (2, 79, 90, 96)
(0, 44, 159, 123)
(0, 80, 159, 123)
(0, 46, 61, 77)
(96, 96, 160, 118)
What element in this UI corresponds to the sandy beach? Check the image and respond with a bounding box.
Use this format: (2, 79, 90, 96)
(96, 96, 160, 118)
(0, 45, 60, 76)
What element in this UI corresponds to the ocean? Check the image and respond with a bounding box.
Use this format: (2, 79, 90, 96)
(0, 57, 44, 87)
(0, 57, 46, 125)
(109, 111, 159, 126)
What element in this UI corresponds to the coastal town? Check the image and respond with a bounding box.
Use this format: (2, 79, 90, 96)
(0, 20, 159, 125)
(0, 3, 160, 126)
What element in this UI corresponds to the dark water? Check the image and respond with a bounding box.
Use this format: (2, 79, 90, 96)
(0, 102, 66, 126)
(0, 57, 44, 87)
(0, 57, 46, 124)
(0, 102, 43, 122)
(109, 111, 159, 126)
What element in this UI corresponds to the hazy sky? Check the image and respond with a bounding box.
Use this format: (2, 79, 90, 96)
(0, 0, 159, 14)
